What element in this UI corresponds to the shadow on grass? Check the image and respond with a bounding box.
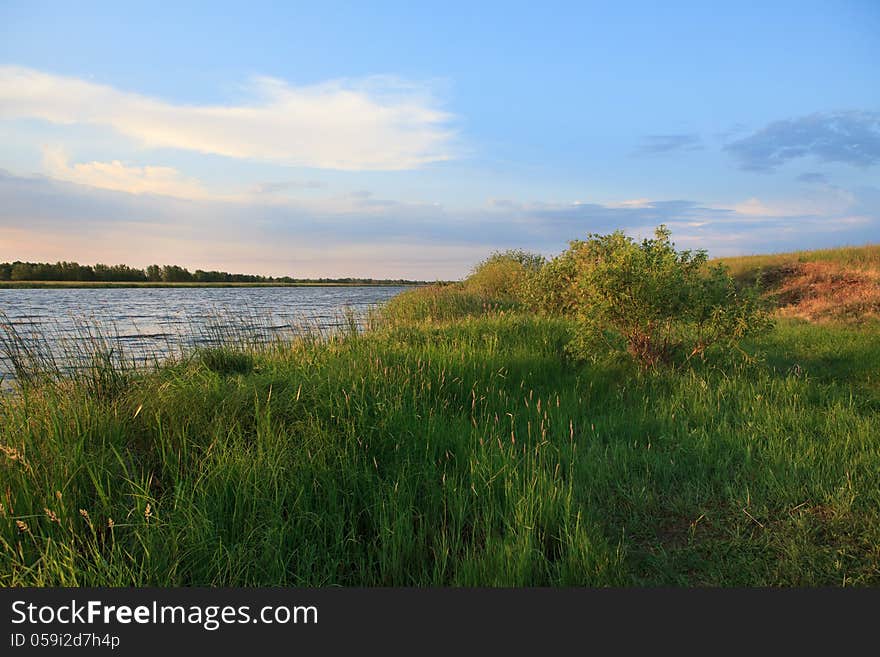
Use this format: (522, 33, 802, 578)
(196, 347, 255, 376)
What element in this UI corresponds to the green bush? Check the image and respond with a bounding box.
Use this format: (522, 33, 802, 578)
(523, 241, 590, 315)
(465, 249, 545, 302)
(562, 226, 772, 367)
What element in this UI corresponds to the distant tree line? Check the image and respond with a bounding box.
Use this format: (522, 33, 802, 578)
(0, 261, 425, 285)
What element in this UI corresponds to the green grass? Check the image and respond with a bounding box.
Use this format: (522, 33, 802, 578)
(2, 313, 878, 586)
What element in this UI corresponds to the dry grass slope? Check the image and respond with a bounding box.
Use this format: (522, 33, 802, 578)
(716, 244, 880, 278)
(715, 244, 880, 324)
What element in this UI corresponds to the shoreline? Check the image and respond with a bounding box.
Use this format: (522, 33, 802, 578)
(0, 281, 429, 289)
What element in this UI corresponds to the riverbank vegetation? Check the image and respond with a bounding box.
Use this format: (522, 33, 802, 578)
(0, 280, 423, 289)
(0, 260, 427, 286)
(1, 230, 878, 586)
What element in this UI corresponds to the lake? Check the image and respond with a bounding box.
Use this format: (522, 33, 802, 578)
(0, 286, 407, 383)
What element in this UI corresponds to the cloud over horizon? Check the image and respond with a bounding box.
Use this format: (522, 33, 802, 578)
(0, 66, 457, 171)
(41, 146, 215, 200)
(1, 169, 876, 278)
(796, 172, 829, 184)
(725, 111, 880, 172)
(635, 134, 703, 155)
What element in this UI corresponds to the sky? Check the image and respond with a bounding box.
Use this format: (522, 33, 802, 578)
(1, 1, 878, 279)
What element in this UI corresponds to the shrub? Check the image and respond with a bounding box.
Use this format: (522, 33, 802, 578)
(465, 249, 545, 302)
(564, 226, 772, 367)
(523, 241, 590, 315)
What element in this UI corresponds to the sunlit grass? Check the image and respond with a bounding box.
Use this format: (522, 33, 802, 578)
(1, 312, 877, 586)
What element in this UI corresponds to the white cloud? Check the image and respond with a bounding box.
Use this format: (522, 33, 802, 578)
(718, 192, 855, 218)
(724, 197, 788, 217)
(41, 146, 213, 199)
(605, 198, 653, 209)
(0, 66, 457, 171)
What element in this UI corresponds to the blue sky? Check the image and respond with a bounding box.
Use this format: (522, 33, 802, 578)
(1, 1, 878, 277)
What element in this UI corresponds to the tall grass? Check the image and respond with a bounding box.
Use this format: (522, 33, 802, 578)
(374, 283, 520, 326)
(0, 314, 144, 398)
(1, 311, 878, 586)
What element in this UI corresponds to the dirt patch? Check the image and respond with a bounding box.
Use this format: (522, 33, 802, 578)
(650, 511, 723, 551)
(765, 262, 880, 323)
(805, 504, 836, 523)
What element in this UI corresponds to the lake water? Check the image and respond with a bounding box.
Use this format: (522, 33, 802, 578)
(0, 286, 407, 383)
